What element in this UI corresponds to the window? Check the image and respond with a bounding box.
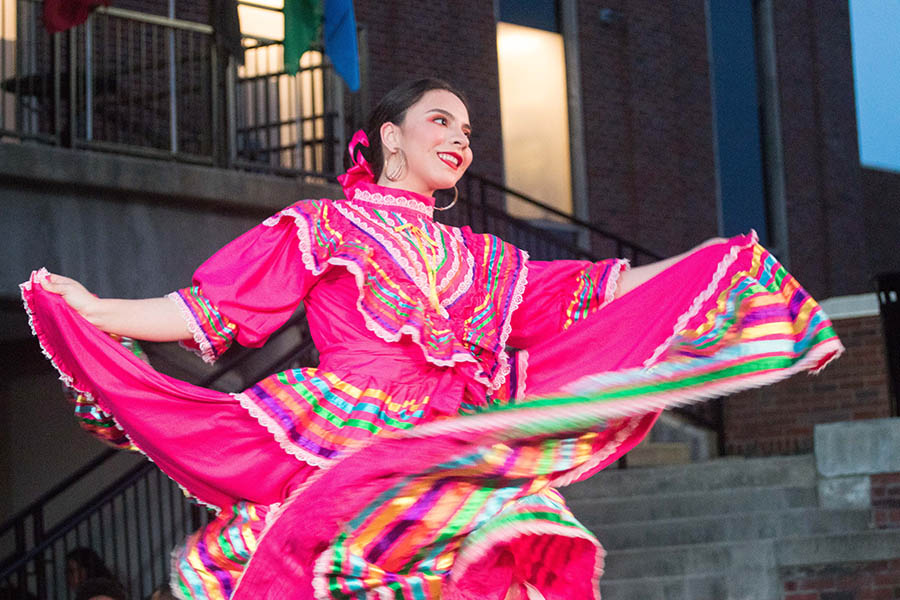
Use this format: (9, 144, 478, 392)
(496, 0, 573, 218)
(707, 0, 769, 244)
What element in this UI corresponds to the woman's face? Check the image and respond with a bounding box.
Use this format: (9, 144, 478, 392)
(379, 89, 473, 196)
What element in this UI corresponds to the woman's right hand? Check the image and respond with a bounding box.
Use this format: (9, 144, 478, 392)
(39, 273, 192, 341)
(41, 273, 102, 323)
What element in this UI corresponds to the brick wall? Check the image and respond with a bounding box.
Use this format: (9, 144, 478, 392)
(782, 560, 900, 600)
(353, 0, 505, 184)
(576, 0, 718, 258)
(772, 0, 869, 298)
(862, 167, 900, 278)
(724, 315, 891, 456)
(872, 473, 900, 530)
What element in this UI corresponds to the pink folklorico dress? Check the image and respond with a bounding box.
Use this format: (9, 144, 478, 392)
(22, 146, 843, 599)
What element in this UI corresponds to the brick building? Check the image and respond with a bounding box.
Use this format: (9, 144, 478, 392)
(1, 1, 898, 597)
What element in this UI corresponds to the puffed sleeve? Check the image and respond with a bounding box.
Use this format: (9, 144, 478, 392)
(168, 202, 329, 363)
(506, 258, 629, 349)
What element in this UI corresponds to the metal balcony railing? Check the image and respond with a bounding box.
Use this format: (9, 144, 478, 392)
(0, 313, 318, 599)
(0, 0, 348, 175)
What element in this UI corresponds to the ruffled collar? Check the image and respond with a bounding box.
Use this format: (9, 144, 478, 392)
(336, 129, 436, 219)
(344, 181, 436, 219)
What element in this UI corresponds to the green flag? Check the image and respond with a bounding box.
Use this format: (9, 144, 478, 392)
(283, 0, 322, 75)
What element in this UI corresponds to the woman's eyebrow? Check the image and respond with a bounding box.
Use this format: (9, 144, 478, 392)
(427, 108, 471, 131)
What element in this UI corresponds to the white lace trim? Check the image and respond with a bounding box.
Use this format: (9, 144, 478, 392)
(642, 233, 754, 369)
(515, 350, 529, 401)
(490, 251, 529, 390)
(166, 291, 218, 365)
(551, 415, 643, 487)
(330, 255, 481, 370)
(352, 187, 434, 218)
(600, 258, 630, 309)
(447, 520, 604, 600)
(265, 203, 529, 392)
(340, 201, 450, 316)
(445, 227, 476, 307)
(21, 270, 223, 514)
(263, 207, 483, 375)
(234, 392, 334, 468)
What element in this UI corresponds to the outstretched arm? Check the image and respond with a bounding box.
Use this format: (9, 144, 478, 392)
(615, 237, 727, 299)
(41, 273, 191, 342)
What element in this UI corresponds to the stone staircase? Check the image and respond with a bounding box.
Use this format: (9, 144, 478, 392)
(563, 454, 897, 600)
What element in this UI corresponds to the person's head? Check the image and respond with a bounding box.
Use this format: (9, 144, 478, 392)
(149, 583, 176, 600)
(359, 78, 473, 196)
(65, 547, 114, 591)
(73, 577, 127, 600)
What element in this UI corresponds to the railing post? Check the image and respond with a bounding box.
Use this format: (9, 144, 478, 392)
(225, 55, 237, 167)
(210, 42, 220, 165)
(51, 30, 62, 142)
(33, 507, 46, 600)
(85, 14, 94, 141)
(68, 27, 77, 147)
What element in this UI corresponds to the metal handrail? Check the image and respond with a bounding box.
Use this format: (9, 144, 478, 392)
(0, 461, 156, 579)
(464, 173, 661, 261)
(0, 449, 118, 538)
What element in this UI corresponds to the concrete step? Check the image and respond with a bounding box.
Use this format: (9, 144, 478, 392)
(625, 441, 693, 467)
(601, 539, 777, 580)
(564, 454, 816, 500)
(565, 484, 817, 523)
(599, 571, 778, 600)
(587, 508, 870, 550)
(601, 529, 900, 581)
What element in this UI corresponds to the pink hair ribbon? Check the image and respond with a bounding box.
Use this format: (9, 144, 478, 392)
(337, 129, 375, 190)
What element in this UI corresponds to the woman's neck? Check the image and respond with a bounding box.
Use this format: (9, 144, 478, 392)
(374, 175, 434, 198)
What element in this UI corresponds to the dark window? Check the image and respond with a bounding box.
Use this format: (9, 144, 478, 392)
(498, 0, 559, 33)
(707, 0, 769, 244)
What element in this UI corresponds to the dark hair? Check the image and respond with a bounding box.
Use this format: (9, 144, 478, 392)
(66, 547, 115, 581)
(73, 578, 128, 600)
(357, 78, 470, 181)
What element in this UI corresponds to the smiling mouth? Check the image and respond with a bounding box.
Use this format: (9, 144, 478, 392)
(437, 152, 461, 169)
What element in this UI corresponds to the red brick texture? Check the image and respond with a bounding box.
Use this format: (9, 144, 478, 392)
(576, 0, 718, 259)
(724, 316, 890, 456)
(782, 560, 900, 600)
(353, 0, 505, 184)
(772, 0, 870, 298)
(872, 473, 900, 530)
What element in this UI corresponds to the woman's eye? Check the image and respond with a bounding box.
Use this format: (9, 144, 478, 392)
(433, 117, 447, 126)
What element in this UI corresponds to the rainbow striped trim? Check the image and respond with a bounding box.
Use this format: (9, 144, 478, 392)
(562, 258, 629, 330)
(172, 502, 268, 600)
(266, 200, 529, 392)
(168, 286, 238, 364)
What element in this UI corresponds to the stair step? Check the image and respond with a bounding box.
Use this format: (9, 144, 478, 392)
(625, 441, 693, 467)
(587, 508, 870, 550)
(564, 454, 816, 500)
(565, 484, 817, 523)
(601, 539, 777, 580)
(599, 571, 779, 600)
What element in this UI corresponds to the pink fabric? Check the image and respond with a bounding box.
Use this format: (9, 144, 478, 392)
(22, 271, 312, 510)
(26, 186, 806, 599)
(336, 129, 375, 192)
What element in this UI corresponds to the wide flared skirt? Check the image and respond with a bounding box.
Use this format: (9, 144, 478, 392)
(21, 233, 843, 599)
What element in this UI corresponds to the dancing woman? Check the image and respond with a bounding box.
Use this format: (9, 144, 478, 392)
(23, 78, 842, 599)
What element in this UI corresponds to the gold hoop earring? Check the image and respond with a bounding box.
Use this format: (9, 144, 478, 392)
(434, 186, 458, 211)
(385, 149, 407, 181)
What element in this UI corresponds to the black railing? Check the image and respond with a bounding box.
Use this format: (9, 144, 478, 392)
(0, 314, 317, 599)
(876, 272, 900, 417)
(448, 174, 661, 265)
(0, 453, 210, 600)
(0, 0, 348, 175)
(448, 174, 724, 438)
